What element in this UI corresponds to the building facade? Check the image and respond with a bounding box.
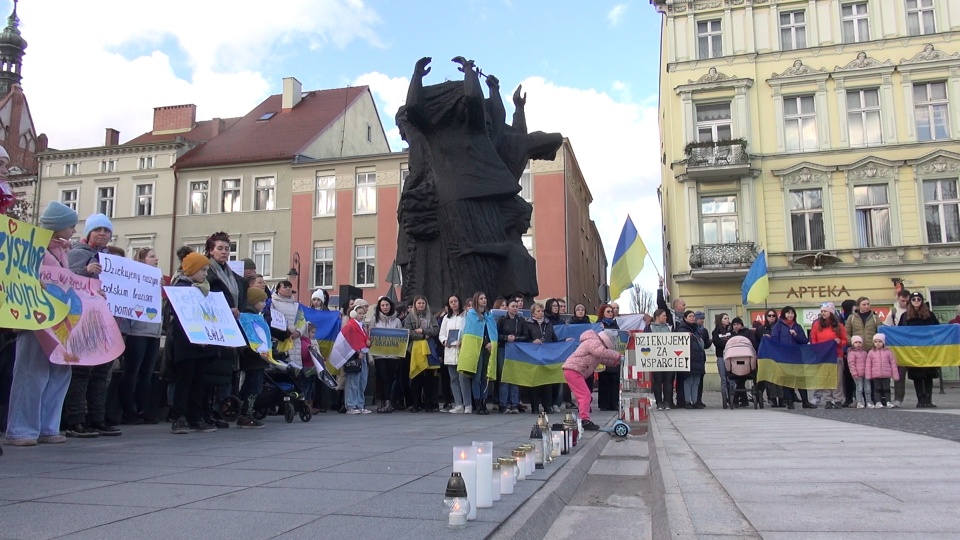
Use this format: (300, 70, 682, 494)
(652, 0, 960, 380)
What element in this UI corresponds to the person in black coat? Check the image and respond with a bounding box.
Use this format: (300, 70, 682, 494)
(496, 299, 532, 414)
(526, 303, 558, 414)
(676, 311, 710, 409)
(595, 303, 621, 411)
(898, 292, 941, 407)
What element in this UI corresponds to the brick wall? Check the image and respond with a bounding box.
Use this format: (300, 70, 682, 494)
(152, 104, 196, 133)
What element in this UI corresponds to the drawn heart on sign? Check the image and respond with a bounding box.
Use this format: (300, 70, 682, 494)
(32, 311, 47, 324)
(9, 308, 19, 319)
(7, 219, 17, 235)
(134, 305, 144, 318)
(145, 307, 158, 320)
(674, 351, 684, 356)
(640, 347, 651, 356)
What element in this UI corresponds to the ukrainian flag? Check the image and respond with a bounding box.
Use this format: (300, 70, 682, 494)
(502, 341, 578, 387)
(882, 325, 960, 368)
(410, 339, 440, 379)
(610, 215, 648, 300)
(741, 250, 769, 305)
(757, 338, 837, 389)
(457, 310, 498, 378)
(301, 307, 342, 375)
(555, 323, 602, 341)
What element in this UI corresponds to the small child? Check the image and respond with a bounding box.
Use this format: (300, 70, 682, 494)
(300, 323, 320, 414)
(865, 333, 899, 409)
(847, 336, 868, 408)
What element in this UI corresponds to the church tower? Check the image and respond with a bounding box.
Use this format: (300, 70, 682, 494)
(0, 0, 26, 97)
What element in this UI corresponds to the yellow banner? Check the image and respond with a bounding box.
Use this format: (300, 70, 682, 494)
(0, 218, 69, 329)
(369, 327, 409, 357)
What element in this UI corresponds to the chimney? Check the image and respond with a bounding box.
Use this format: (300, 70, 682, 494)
(282, 77, 302, 110)
(104, 128, 120, 146)
(210, 118, 225, 138)
(152, 104, 197, 134)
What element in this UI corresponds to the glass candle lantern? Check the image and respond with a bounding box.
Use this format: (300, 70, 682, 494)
(519, 444, 536, 474)
(443, 472, 470, 529)
(551, 430, 563, 458)
(472, 441, 493, 509)
(529, 424, 545, 469)
(512, 449, 527, 480)
(452, 446, 478, 521)
(498, 457, 517, 494)
(491, 462, 501, 502)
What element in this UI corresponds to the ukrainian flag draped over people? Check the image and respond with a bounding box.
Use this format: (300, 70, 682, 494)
(882, 325, 960, 367)
(610, 215, 648, 300)
(457, 308, 498, 378)
(757, 338, 837, 389)
(501, 340, 578, 386)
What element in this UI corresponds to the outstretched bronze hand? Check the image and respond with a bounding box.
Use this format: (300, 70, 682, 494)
(513, 85, 527, 107)
(414, 57, 432, 79)
(452, 56, 476, 71)
(485, 74, 500, 89)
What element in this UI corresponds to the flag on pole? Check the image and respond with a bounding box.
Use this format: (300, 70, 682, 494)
(610, 215, 648, 300)
(741, 250, 769, 305)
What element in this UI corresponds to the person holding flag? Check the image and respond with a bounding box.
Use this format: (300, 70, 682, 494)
(405, 295, 440, 413)
(331, 299, 371, 414)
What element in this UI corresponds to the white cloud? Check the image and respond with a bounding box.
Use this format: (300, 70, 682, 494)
(18, 0, 381, 148)
(352, 71, 410, 151)
(607, 4, 628, 26)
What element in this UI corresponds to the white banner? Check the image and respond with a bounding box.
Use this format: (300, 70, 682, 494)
(627, 333, 691, 372)
(227, 260, 245, 277)
(97, 253, 163, 322)
(162, 287, 246, 347)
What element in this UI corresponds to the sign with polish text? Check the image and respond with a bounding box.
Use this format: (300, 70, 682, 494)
(0, 217, 69, 329)
(163, 286, 246, 347)
(627, 333, 691, 372)
(97, 253, 163, 322)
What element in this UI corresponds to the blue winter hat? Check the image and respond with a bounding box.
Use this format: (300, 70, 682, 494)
(38, 201, 78, 231)
(83, 213, 113, 238)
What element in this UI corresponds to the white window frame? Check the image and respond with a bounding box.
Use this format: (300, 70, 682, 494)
(841, 2, 870, 44)
(699, 195, 739, 245)
(63, 163, 79, 176)
(221, 178, 241, 213)
(521, 234, 533, 255)
(189, 180, 209, 215)
(913, 81, 950, 142)
(315, 174, 335, 216)
(779, 11, 807, 51)
(846, 88, 884, 147)
(313, 245, 334, 289)
(229, 241, 238, 262)
(789, 188, 827, 252)
(99, 159, 117, 173)
(853, 184, 893, 248)
(251, 239, 273, 278)
(906, 0, 936, 36)
(355, 242, 376, 287)
(254, 176, 276, 211)
(783, 95, 818, 152)
(696, 19, 722, 59)
(520, 166, 532, 201)
(134, 182, 154, 217)
(96, 185, 116, 218)
(138, 156, 155, 170)
(59, 187, 79, 212)
(400, 167, 409, 193)
(695, 102, 733, 143)
(922, 178, 960, 244)
(355, 172, 377, 214)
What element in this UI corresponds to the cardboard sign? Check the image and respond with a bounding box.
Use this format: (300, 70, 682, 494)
(0, 217, 69, 329)
(228, 260, 245, 277)
(97, 253, 163, 322)
(37, 266, 125, 366)
(269, 307, 288, 331)
(163, 286, 246, 347)
(368, 327, 409, 357)
(627, 333, 691, 371)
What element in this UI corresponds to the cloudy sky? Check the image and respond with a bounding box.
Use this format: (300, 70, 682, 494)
(15, 0, 663, 309)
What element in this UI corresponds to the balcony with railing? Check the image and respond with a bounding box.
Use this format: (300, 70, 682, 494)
(684, 139, 751, 179)
(689, 242, 758, 275)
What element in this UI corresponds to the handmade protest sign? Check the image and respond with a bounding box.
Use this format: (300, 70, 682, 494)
(238, 312, 284, 366)
(97, 252, 162, 322)
(227, 260, 245, 277)
(368, 327, 409, 357)
(627, 333, 691, 371)
(0, 217, 69, 329)
(269, 307, 288, 331)
(163, 287, 246, 347)
(37, 266, 124, 366)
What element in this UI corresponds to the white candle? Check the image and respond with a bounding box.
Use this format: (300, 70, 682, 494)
(452, 446, 478, 521)
(551, 432, 562, 458)
(473, 441, 493, 509)
(448, 497, 468, 528)
(499, 460, 515, 494)
(513, 450, 526, 480)
(491, 465, 501, 502)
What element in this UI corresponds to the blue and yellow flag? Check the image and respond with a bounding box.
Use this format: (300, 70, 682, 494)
(757, 338, 837, 390)
(502, 341, 578, 387)
(300, 307, 341, 375)
(882, 325, 960, 368)
(555, 322, 602, 341)
(610, 215, 648, 300)
(741, 250, 769, 305)
(457, 309, 498, 377)
(369, 327, 410, 357)
(410, 339, 440, 379)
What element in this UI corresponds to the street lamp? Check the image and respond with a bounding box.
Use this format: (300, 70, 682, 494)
(288, 252, 300, 301)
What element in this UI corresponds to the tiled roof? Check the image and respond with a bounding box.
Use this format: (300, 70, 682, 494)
(124, 117, 241, 146)
(175, 86, 368, 169)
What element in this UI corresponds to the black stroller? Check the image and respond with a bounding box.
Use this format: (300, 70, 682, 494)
(253, 346, 336, 423)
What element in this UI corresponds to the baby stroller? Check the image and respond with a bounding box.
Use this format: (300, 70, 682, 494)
(255, 364, 312, 423)
(723, 336, 762, 410)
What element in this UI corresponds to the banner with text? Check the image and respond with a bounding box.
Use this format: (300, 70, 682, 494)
(627, 333, 691, 372)
(37, 266, 124, 366)
(163, 287, 246, 347)
(0, 217, 69, 329)
(368, 327, 409, 357)
(97, 252, 163, 322)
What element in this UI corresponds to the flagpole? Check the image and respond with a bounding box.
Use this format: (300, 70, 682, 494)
(645, 251, 662, 278)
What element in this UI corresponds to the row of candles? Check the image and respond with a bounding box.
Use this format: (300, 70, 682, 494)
(445, 412, 583, 528)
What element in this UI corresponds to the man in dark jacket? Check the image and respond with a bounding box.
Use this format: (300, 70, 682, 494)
(657, 277, 687, 331)
(496, 299, 531, 414)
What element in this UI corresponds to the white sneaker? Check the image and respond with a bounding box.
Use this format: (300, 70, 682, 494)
(449, 405, 464, 414)
(856, 403, 864, 409)
(866, 403, 875, 409)
(360, 408, 372, 414)
(893, 400, 901, 408)
(463, 406, 472, 414)
(886, 403, 895, 408)
(346, 408, 361, 415)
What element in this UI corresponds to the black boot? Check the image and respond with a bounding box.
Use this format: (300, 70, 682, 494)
(476, 399, 489, 415)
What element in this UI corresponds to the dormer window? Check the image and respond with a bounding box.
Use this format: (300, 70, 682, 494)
(258, 112, 277, 121)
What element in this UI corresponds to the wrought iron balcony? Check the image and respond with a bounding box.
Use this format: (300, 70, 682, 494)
(689, 242, 758, 269)
(684, 140, 751, 179)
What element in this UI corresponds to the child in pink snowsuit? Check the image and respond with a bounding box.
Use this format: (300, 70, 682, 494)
(562, 330, 621, 431)
(846, 336, 869, 408)
(865, 333, 899, 408)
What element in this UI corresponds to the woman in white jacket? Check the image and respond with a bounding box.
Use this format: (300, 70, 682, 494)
(439, 294, 468, 413)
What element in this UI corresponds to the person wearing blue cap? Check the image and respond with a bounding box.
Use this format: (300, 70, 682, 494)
(61, 213, 123, 438)
(4, 202, 79, 447)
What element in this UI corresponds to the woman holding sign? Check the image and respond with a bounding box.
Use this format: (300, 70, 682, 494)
(440, 295, 468, 413)
(117, 248, 163, 425)
(371, 297, 404, 413)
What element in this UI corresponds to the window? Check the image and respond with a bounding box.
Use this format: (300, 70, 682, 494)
(252, 240, 272, 277)
(229, 241, 238, 261)
(222, 179, 241, 213)
(847, 89, 882, 146)
(696, 103, 732, 142)
(135, 184, 154, 217)
(60, 188, 78, 211)
(99, 159, 117, 173)
(355, 172, 377, 213)
(63, 163, 79, 176)
(521, 234, 533, 255)
(97, 186, 115, 217)
(355, 243, 376, 286)
(189, 181, 209, 215)
(841, 3, 869, 43)
(906, 0, 935, 36)
(780, 11, 806, 50)
(138, 156, 155, 170)
(520, 168, 532, 201)
(790, 189, 826, 251)
(914, 82, 950, 142)
(783, 96, 818, 152)
(254, 176, 275, 211)
(366, 124, 373, 143)
(258, 112, 276, 121)
(315, 175, 335, 216)
(854, 185, 892, 247)
(313, 246, 334, 288)
(700, 195, 738, 244)
(696, 19, 722, 59)
(923, 179, 960, 244)
(400, 168, 409, 193)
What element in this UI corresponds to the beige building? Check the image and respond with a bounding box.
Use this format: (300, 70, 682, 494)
(651, 0, 960, 375)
